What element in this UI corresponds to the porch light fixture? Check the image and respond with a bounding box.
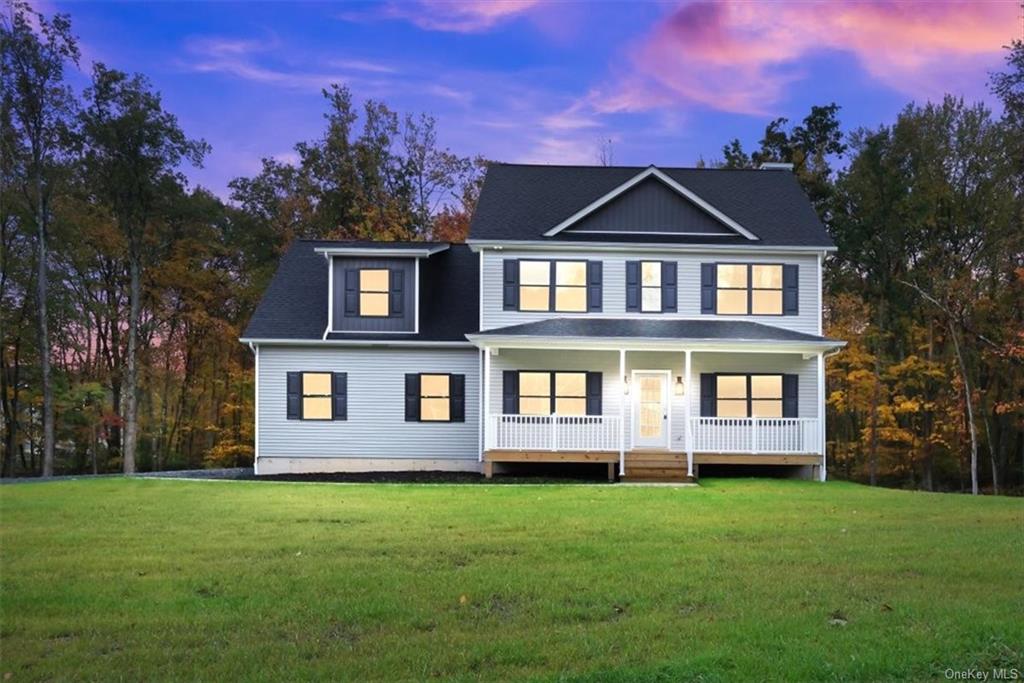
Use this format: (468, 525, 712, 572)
(674, 376, 684, 396)
(623, 375, 630, 395)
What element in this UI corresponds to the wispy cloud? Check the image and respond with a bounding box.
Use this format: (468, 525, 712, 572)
(341, 0, 541, 33)
(591, 0, 1017, 116)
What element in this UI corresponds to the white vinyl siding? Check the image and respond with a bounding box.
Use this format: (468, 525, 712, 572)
(258, 346, 479, 460)
(482, 248, 821, 334)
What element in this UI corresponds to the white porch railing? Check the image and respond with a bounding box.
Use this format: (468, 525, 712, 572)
(689, 417, 820, 454)
(486, 414, 621, 452)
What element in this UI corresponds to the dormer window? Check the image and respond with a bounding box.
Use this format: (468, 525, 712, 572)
(359, 269, 390, 317)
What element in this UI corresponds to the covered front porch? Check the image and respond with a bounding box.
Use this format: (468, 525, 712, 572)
(468, 319, 844, 482)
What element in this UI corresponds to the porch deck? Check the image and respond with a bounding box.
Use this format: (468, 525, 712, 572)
(482, 448, 820, 482)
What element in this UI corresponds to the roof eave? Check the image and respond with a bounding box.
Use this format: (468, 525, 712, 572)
(312, 244, 450, 258)
(466, 239, 837, 253)
(466, 333, 846, 353)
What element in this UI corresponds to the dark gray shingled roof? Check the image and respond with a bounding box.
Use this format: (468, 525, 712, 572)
(468, 164, 834, 248)
(242, 240, 478, 342)
(470, 318, 841, 344)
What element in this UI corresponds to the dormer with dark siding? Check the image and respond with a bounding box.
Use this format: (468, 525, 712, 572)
(332, 257, 416, 332)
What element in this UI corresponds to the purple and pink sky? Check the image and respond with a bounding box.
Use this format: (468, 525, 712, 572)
(53, 0, 1021, 198)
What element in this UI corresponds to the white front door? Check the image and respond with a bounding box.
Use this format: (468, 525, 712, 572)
(633, 371, 669, 449)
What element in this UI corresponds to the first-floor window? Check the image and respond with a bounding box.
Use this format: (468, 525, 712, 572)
(287, 371, 346, 421)
(716, 374, 783, 417)
(302, 372, 333, 420)
(518, 371, 587, 416)
(420, 374, 451, 422)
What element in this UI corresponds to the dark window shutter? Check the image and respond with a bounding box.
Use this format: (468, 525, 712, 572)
(287, 372, 302, 419)
(625, 261, 640, 312)
(700, 263, 716, 314)
(344, 270, 359, 317)
(502, 259, 519, 311)
(332, 372, 347, 421)
(449, 374, 465, 422)
(661, 261, 677, 312)
(585, 372, 602, 416)
(587, 261, 603, 312)
(783, 264, 799, 315)
(700, 373, 716, 417)
(389, 269, 404, 316)
(782, 374, 799, 418)
(405, 374, 420, 422)
(502, 370, 519, 414)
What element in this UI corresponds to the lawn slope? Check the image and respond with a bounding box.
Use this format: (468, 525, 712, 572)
(1, 478, 1022, 681)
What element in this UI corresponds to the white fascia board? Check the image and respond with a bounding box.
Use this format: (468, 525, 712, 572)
(312, 245, 449, 258)
(465, 334, 846, 354)
(541, 166, 759, 241)
(466, 240, 836, 255)
(238, 337, 474, 349)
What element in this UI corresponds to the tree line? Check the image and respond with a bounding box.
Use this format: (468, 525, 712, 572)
(2, 2, 1021, 493)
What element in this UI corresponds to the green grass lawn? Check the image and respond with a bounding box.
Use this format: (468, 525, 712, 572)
(1, 478, 1022, 681)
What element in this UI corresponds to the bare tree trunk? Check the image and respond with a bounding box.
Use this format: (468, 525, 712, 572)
(984, 417, 998, 495)
(123, 254, 141, 474)
(868, 352, 880, 487)
(947, 319, 978, 495)
(34, 187, 55, 477)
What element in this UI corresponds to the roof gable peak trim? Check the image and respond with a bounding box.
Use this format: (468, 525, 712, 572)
(541, 166, 759, 241)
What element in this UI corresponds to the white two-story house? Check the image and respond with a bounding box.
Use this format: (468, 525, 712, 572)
(241, 163, 845, 482)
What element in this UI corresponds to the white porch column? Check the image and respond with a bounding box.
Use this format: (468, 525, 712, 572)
(477, 349, 484, 461)
(817, 351, 826, 482)
(483, 346, 492, 455)
(618, 349, 626, 476)
(684, 349, 693, 478)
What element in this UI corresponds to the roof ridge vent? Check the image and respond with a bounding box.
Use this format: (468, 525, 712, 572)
(758, 162, 794, 171)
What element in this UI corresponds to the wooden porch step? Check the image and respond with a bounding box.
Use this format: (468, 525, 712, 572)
(624, 466, 688, 478)
(622, 474, 696, 483)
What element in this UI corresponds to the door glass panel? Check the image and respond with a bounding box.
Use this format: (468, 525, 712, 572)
(638, 376, 663, 439)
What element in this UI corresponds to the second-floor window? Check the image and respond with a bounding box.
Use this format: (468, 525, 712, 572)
(626, 260, 677, 313)
(509, 260, 593, 313)
(359, 269, 390, 317)
(702, 263, 797, 316)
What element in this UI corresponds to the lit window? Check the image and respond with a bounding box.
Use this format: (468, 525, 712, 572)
(519, 371, 551, 415)
(420, 374, 451, 421)
(716, 264, 783, 315)
(359, 269, 390, 317)
(517, 371, 587, 416)
(715, 374, 783, 417)
(518, 261, 588, 312)
(640, 261, 662, 312)
(302, 372, 333, 420)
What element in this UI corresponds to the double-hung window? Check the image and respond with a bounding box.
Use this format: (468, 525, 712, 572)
(715, 264, 784, 315)
(287, 371, 347, 420)
(419, 374, 451, 422)
(641, 261, 662, 312)
(517, 371, 587, 416)
(518, 260, 587, 312)
(716, 374, 783, 418)
(359, 269, 390, 317)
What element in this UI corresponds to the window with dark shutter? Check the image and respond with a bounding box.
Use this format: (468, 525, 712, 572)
(700, 263, 716, 314)
(585, 372, 602, 415)
(782, 264, 799, 315)
(782, 374, 799, 417)
(587, 261, 602, 312)
(449, 374, 466, 422)
(288, 371, 346, 421)
(502, 259, 519, 310)
(389, 269, 404, 316)
(625, 261, 640, 312)
(404, 374, 420, 422)
(662, 261, 677, 312)
(502, 370, 518, 414)
(343, 270, 359, 317)
(332, 373, 347, 420)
